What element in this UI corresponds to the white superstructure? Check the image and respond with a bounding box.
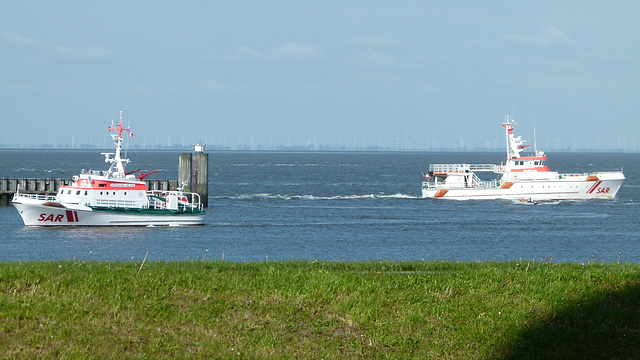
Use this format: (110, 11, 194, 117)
(421, 117, 625, 201)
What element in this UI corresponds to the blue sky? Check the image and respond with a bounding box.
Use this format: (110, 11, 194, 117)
(2, 1, 639, 150)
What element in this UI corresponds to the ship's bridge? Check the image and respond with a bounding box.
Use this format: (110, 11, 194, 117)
(505, 155, 550, 172)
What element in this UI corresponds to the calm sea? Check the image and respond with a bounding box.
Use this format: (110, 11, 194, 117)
(1, 149, 639, 263)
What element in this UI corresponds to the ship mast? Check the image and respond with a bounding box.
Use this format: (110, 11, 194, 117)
(103, 111, 131, 178)
(503, 115, 528, 159)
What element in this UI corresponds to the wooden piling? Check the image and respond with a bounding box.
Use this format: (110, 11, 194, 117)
(179, 153, 192, 191)
(178, 145, 209, 208)
(194, 152, 209, 208)
(1, 193, 11, 206)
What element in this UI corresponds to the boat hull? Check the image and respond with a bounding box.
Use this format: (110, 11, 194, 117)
(12, 201, 205, 226)
(421, 173, 624, 201)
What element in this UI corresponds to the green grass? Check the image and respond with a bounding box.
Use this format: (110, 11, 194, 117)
(1, 260, 639, 359)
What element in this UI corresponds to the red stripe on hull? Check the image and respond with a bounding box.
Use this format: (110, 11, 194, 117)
(587, 181, 602, 194)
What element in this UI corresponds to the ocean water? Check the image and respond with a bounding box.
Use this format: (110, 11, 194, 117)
(1, 149, 639, 263)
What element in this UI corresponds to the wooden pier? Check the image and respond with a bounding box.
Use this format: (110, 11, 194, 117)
(0, 178, 178, 206)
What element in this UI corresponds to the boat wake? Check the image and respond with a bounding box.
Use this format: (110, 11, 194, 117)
(537, 200, 561, 205)
(510, 198, 562, 206)
(216, 193, 419, 200)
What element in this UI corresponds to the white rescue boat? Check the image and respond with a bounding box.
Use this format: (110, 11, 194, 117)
(421, 117, 625, 201)
(12, 112, 206, 226)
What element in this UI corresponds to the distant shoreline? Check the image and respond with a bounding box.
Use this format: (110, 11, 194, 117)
(0, 147, 635, 154)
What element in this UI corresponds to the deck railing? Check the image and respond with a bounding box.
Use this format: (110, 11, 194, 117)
(429, 164, 497, 173)
(422, 179, 499, 190)
(0, 178, 179, 206)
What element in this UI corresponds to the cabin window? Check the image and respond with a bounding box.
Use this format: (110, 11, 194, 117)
(124, 192, 127, 195)
(76, 190, 80, 195)
(100, 191, 103, 195)
(84, 191, 88, 195)
(67, 190, 71, 195)
(99, 184, 106, 188)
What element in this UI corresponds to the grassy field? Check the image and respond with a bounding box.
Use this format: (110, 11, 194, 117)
(1, 259, 639, 359)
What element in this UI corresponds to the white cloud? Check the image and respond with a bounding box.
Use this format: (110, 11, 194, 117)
(345, 72, 402, 87)
(217, 42, 322, 61)
(362, 51, 395, 68)
(273, 42, 322, 60)
(199, 78, 229, 91)
(0, 31, 39, 49)
(48, 44, 112, 60)
(503, 26, 576, 48)
(0, 31, 111, 60)
(0, 82, 38, 91)
(198, 77, 258, 92)
(129, 85, 155, 98)
(348, 36, 399, 49)
(230, 46, 267, 60)
(416, 81, 439, 95)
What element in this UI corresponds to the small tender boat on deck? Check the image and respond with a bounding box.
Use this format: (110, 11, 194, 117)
(421, 117, 625, 201)
(12, 112, 206, 226)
